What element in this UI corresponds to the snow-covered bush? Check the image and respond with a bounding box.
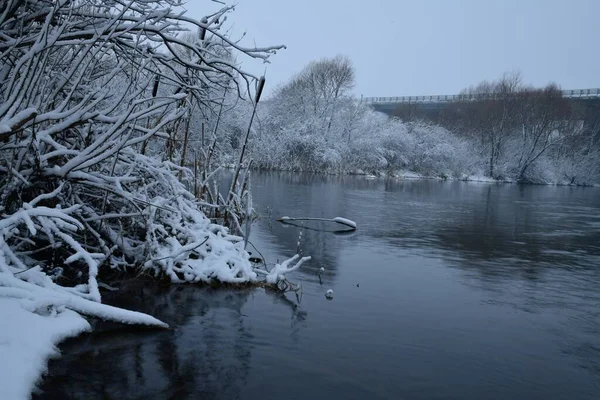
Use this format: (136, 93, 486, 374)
(246, 95, 478, 177)
(230, 57, 482, 178)
(0, 0, 304, 331)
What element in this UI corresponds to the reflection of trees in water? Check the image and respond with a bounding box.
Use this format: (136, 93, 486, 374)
(246, 171, 599, 287)
(245, 172, 600, 291)
(435, 185, 600, 282)
(263, 288, 308, 337)
(226, 172, 600, 382)
(36, 283, 305, 400)
(365, 180, 600, 379)
(406, 184, 600, 382)
(370, 182, 600, 277)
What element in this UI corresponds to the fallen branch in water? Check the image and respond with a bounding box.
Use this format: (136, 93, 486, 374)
(276, 216, 357, 230)
(274, 220, 356, 235)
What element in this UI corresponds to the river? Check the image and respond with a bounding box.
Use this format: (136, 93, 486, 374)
(36, 173, 600, 400)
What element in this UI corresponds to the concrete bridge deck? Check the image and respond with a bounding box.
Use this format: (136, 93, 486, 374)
(363, 88, 600, 118)
(363, 88, 600, 106)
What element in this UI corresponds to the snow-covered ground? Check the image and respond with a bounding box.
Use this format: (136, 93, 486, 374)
(0, 298, 91, 400)
(0, 265, 173, 400)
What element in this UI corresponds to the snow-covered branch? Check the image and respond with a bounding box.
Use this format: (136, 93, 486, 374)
(0, 0, 301, 349)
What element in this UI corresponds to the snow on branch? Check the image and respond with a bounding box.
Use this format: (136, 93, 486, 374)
(255, 254, 312, 285)
(278, 216, 357, 230)
(0, 0, 297, 341)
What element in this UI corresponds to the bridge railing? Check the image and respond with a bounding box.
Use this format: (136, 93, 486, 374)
(363, 88, 600, 104)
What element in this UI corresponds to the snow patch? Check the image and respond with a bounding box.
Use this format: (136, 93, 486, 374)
(0, 298, 91, 400)
(394, 170, 425, 180)
(333, 217, 357, 229)
(464, 175, 498, 183)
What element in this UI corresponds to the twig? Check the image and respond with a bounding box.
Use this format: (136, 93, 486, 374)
(152, 236, 209, 262)
(246, 239, 268, 270)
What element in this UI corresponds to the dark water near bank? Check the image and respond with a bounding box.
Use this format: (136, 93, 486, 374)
(38, 173, 600, 400)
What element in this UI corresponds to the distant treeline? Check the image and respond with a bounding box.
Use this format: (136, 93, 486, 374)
(211, 61, 599, 185)
(391, 73, 600, 182)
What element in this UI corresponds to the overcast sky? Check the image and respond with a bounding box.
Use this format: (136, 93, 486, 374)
(184, 0, 599, 97)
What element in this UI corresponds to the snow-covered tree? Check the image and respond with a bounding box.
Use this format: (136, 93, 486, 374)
(440, 73, 598, 183)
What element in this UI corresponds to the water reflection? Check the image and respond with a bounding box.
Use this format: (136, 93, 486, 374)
(36, 282, 306, 400)
(250, 174, 600, 275)
(247, 173, 600, 398)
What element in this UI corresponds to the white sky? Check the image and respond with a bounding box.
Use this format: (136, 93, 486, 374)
(183, 0, 599, 97)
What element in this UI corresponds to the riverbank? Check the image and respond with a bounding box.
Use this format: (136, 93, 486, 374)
(0, 298, 91, 400)
(389, 170, 600, 187)
(223, 164, 599, 187)
(0, 266, 173, 400)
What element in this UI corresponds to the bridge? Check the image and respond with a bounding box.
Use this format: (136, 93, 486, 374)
(363, 88, 600, 116)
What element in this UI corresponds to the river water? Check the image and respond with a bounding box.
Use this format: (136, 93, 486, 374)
(37, 173, 600, 400)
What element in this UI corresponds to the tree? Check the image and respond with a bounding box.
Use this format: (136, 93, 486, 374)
(511, 84, 573, 182)
(273, 55, 355, 131)
(441, 72, 580, 181)
(459, 72, 524, 178)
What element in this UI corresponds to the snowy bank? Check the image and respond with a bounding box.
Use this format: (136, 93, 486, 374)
(0, 267, 170, 399)
(0, 298, 91, 400)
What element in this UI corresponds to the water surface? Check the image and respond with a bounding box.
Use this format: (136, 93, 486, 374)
(38, 173, 600, 400)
